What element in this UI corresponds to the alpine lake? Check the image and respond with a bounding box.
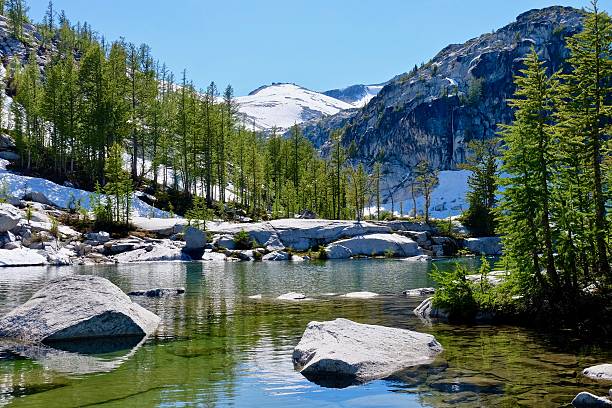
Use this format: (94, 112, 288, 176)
(0, 258, 609, 407)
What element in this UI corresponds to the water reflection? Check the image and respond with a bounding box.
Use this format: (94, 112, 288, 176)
(0, 259, 607, 407)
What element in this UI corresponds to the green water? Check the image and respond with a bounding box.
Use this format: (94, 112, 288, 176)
(0, 259, 608, 407)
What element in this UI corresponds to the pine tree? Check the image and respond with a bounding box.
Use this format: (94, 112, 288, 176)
(556, 0, 611, 279)
(6, 0, 28, 41)
(460, 139, 499, 236)
(414, 160, 438, 223)
(104, 143, 132, 225)
(498, 49, 560, 294)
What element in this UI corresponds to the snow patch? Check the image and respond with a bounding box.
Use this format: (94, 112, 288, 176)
(0, 170, 170, 218)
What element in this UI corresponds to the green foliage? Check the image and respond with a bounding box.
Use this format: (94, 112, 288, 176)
(466, 77, 484, 105)
(317, 246, 328, 260)
(414, 160, 439, 223)
(185, 197, 212, 230)
(459, 139, 499, 236)
(0, 181, 8, 203)
(431, 263, 478, 319)
(384, 248, 395, 258)
(495, 2, 612, 319)
(252, 250, 262, 261)
(25, 204, 32, 224)
(104, 143, 132, 225)
(233, 230, 253, 250)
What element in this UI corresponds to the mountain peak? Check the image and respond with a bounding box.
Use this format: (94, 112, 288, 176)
(236, 83, 354, 131)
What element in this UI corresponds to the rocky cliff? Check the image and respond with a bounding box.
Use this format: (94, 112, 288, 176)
(301, 6, 583, 193)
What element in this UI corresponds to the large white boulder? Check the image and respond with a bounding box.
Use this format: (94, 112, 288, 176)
(262, 251, 290, 261)
(325, 233, 421, 259)
(0, 276, 160, 342)
(293, 318, 443, 385)
(583, 364, 612, 382)
(0, 203, 20, 232)
(463, 237, 502, 255)
(114, 243, 190, 263)
(131, 217, 187, 237)
(0, 248, 47, 267)
(183, 226, 206, 251)
(209, 219, 391, 251)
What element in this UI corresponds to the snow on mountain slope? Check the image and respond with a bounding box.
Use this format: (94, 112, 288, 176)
(0, 163, 170, 218)
(323, 84, 384, 108)
(236, 83, 354, 131)
(366, 170, 471, 219)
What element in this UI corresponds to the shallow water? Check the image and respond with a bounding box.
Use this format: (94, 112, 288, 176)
(0, 259, 608, 407)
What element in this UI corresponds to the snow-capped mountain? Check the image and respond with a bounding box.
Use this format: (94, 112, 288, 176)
(235, 83, 355, 131)
(323, 84, 384, 108)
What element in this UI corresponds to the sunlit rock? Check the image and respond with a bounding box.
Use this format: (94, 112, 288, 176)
(0, 275, 160, 342)
(293, 318, 443, 387)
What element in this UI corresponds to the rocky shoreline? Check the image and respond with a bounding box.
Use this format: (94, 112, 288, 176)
(0, 195, 502, 268)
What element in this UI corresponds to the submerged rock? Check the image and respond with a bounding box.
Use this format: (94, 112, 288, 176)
(277, 292, 307, 301)
(128, 287, 185, 297)
(403, 288, 436, 296)
(342, 292, 378, 299)
(325, 233, 421, 259)
(583, 364, 612, 382)
(0, 275, 160, 343)
(414, 297, 449, 320)
(292, 318, 443, 386)
(572, 392, 612, 407)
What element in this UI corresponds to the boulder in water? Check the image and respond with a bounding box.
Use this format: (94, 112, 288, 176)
(128, 287, 185, 297)
(0, 275, 160, 343)
(572, 392, 612, 407)
(293, 318, 443, 387)
(583, 364, 612, 382)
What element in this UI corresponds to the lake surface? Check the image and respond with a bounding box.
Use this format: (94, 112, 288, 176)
(0, 259, 608, 407)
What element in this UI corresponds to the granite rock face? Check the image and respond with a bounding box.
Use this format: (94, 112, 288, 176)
(0, 276, 160, 342)
(300, 7, 583, 202)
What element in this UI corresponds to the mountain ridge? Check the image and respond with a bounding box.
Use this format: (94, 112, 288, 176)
(298, 5, 583, 202)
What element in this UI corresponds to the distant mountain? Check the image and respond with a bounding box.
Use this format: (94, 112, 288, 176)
(235, 83, 355, 131)
(323, 84, 384, 107)
(300, 6, 584, 204)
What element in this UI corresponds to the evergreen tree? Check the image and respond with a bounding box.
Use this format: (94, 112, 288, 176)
(556, 0, 611, 279)
(104, 142, 132, 225)
(6, 0, 28, 41)
(414, 160, 438, 223)
(498, 49, 560, 294)
(460, 139, 499, 236)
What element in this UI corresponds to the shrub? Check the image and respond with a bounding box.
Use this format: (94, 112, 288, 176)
(384, 248, 396, 258)
(233, 230, 253, 250)
(253, 251, 263, 261)
(431, 262, 478, 319)
(317, 247, 328, 260)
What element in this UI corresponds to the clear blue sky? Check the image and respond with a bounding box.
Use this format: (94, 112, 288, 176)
(28, 0, 611, 96)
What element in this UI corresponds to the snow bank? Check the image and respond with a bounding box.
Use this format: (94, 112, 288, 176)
(0, 170, 170, 218)
(368, 170, 471, 219)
